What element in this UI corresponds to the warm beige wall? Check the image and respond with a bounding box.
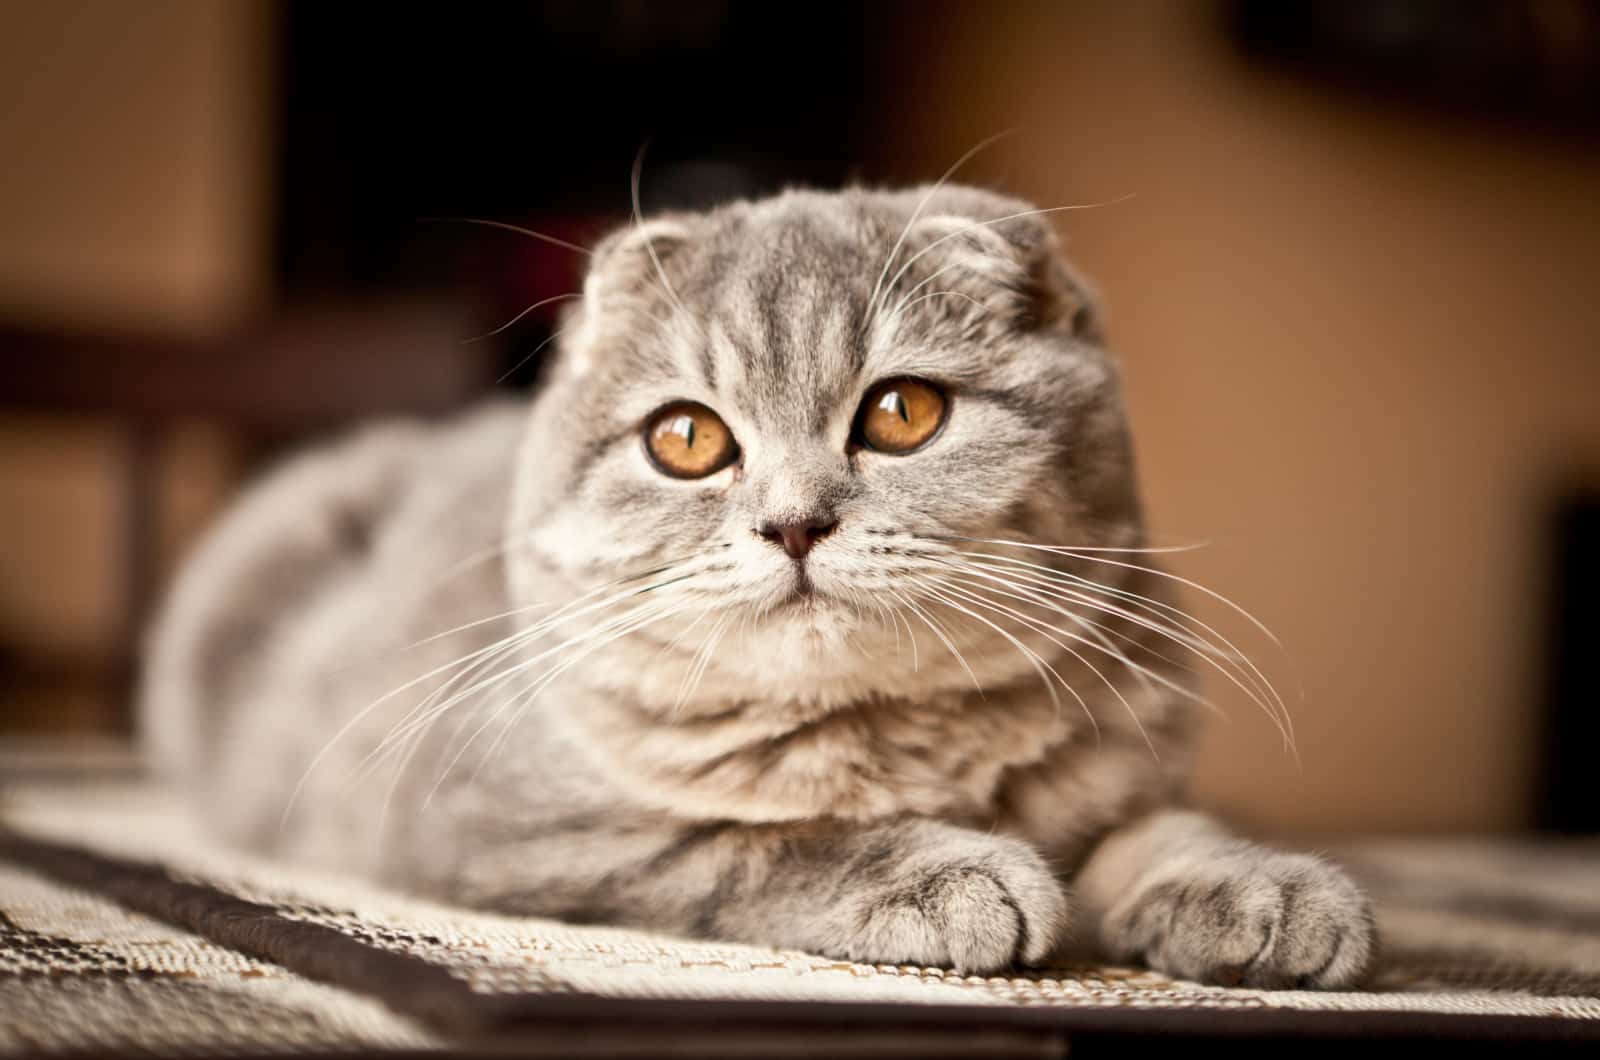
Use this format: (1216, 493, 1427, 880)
(881, 2, 1600, 832)
(0, 0, 273, 336)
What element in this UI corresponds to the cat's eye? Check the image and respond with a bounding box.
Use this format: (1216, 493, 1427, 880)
(853, 378, 948, 454)
(644, 401, 739, 478)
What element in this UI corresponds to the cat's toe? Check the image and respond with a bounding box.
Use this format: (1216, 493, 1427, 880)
(846, 842, 1069, 974)
(1256, 855, 1374, 989)
(1103, 851, 1374, 989)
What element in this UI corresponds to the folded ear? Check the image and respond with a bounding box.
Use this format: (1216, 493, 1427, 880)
(553, 218, 696, 379)
(886, 187, 1105, 344)
(583, 217, 695, 308)
(1029, 240, 1105, 344)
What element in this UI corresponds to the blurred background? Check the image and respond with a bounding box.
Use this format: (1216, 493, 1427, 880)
(1, 0, 1595, 836)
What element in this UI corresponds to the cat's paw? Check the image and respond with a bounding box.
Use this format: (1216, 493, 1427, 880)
(841, 838, 1069, 975)
(1101, 850, 1374, 989)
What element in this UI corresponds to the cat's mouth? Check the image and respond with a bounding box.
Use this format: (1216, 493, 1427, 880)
(775, 583, 816, 610)
(771, 566, 825, 611)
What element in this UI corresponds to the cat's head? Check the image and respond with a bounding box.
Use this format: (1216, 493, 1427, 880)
(509, 185, 1145, 708)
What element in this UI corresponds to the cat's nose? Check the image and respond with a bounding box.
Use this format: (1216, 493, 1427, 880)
(757, 516, 838, 560)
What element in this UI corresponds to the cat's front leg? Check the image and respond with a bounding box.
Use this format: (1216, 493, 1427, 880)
(1072, 809, 1374, 988)
(758, 818, 1070, 973)
(453, 815, 1069, 975)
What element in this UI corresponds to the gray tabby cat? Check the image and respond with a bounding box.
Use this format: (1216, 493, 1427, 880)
(142, 184, 1374, 987)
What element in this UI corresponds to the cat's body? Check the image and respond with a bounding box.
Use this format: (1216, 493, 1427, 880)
(143, 185, 1374, 985)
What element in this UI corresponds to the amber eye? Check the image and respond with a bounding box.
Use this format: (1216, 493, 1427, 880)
(644, 401, 739, 478)
(853, 378, 948, 454)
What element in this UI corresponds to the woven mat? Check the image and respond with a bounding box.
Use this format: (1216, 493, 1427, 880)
(3, 775, 1599, 1055)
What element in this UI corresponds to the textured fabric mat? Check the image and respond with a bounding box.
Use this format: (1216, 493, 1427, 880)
(3, 776, 1599, 1055)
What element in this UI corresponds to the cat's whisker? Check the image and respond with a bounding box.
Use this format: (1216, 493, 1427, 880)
(374, 572, 689, 736)
(946, 545, 1295, 752)
(419, 216, 594, 257)
(915, 580, 1086, 731)
(332, 563, 713, 802)
(479, 590, 704, 768)
(651, 598, 720, 678)
(956, 552, 1241, 668)
(332, 536, 710, 675)
(932, 564, 1223, 728)
(934, 563, 1164, 701)
(417, 535, 518, 593)
(880, 594, 905, 665)
(860, 129, 1017, 334)
(464, 292, 583, 344)
(873, 198, 1136, 331)
(874, 588, 918, 671)
(946, 556, 1222, 675)
(393, 600, 562, 655)
(885, 260, 964, 319)
(891, 290, 991, 322)
(437, 588, 700, 783)
(979, 569, 1202, 677)
(673, 607, 729, 716)
(963, 536, 1285, 649)
(441, 596, 694, 803)
(367, 570, 704, 760)
(629, 142, 697, 332)
(1006, 557, 1292, 746)
(284, 615, 547, 827)
(319, 536, 553, 679)
(955, 552, 1285, 736)
(924, 576, 1155, 757)
(892, 587, 982, 696)
(406, 600, 683, 818)
(496, 323, 571, 386)
(736, 602, 755, 654)
(881, 274, 990, 337)
(351, 621, 545, 791)
(851, 589, 889, 666)
(898, 599, 920, 672)
(922, 533, 1206, 555)
(468, 594, 700, 776)
(672, 611, 723, 717)
(857, 592, 896, 663)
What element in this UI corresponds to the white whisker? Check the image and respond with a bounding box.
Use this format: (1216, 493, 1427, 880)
(860, 129, 1017, 334)
(970, 537, 1284, 648)
(892, 587, 983, 695)
(925, 577, 1154, 754)
(420, 216, 594, 257)
(465, 292, 583, 344)
(448, 597, 692, 800)
(932, 565, 1220, 729)
(873, 197, 1135, 330)
(960, 553, 1282, 731)
(950, 547, 1295, 752)
(916, 580, 1090, 733)
(630, 142, 696, 330)
(495, 323, 571, 386)
(891, 290, 990, 320)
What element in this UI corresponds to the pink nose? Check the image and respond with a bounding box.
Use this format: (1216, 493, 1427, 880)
(758, 517, 838, 560)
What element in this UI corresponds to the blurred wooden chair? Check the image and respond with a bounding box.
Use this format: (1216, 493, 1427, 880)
(0, 298, 499, 734)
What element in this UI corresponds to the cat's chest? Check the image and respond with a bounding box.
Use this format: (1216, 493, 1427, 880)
(565, 684, 1074, 823)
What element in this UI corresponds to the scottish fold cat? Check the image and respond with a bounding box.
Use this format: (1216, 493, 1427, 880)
(143, 184, 1373, 986)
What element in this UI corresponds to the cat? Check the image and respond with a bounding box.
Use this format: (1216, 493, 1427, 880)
(141, 183, 1374, 987)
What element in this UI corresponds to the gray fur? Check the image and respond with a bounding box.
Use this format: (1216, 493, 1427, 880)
(141, 185, 1373, 983)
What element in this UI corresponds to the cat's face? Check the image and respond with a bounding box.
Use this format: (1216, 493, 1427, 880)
(510, 185, 1143, 703)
